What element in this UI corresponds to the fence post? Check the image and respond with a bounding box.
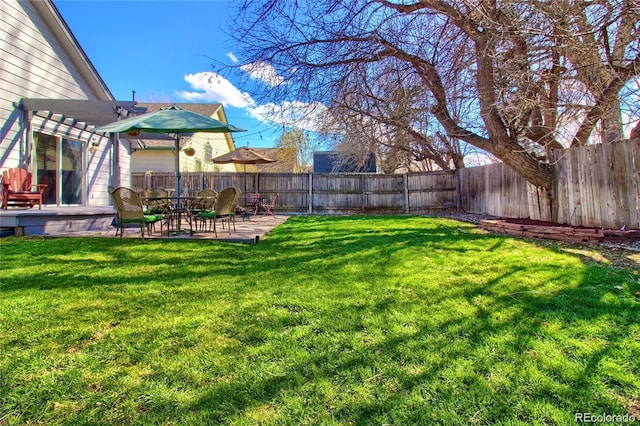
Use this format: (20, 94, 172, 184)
(404, 173, 409, 214)
(455, 170, 462, 212)
(145, 171, 152, 190)
(361, 174, 366, 213)
(308, 173, 313, 214)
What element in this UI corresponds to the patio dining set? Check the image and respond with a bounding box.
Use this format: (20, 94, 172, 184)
(109, 186, 278, 240)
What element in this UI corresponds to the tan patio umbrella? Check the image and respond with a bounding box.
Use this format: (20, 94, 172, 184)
(212, 147, 277, 192)
(212, 147, 276, 165)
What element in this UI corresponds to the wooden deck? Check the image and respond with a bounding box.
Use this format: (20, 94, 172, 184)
(0, 206, 117, 237)
(0, 206, 289, 243)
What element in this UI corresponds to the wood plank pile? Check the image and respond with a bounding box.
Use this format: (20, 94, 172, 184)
(480, 219, 640, 244)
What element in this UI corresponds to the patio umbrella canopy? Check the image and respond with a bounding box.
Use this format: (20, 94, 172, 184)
(94, 105, 246, 196)
(212, 147, 276, 165)
(212, 147, 277, 192)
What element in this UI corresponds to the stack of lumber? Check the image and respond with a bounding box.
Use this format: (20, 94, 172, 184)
(480, 219, 640, 244)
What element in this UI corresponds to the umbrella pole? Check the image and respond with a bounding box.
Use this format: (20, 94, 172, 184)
(175, 133, 181, 233)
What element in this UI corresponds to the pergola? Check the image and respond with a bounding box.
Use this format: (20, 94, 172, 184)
(17, 98, 138, 129)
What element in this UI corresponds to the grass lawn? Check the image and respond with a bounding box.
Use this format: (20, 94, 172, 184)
(1, 215, 639, 425)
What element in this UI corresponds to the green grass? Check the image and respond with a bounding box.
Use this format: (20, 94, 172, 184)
(1, 215, 638, 425)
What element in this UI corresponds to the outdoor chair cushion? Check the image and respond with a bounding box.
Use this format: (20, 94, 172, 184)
(121, 214, 164, 224)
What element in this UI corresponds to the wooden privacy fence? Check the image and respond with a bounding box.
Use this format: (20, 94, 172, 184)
(550, 139, 639, 229)
(132, 139, 639, 228)
(459, 139, 639, 229)
(132, 171, 459, 215)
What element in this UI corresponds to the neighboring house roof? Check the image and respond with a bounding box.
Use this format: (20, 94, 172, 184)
(313, 151, 377, 173)
(136, 102, 222, 117)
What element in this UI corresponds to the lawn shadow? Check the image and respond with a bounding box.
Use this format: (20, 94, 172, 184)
(186, 216, 639, 423)
(1, 215, 638, 424)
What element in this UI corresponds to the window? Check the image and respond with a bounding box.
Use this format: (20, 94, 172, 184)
(204, 142, 213, 163)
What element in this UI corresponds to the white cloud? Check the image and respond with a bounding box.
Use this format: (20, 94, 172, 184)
(177, 71, 331, 135)
(240, 61, 285, 87)
(249, 100, 329, 132)
(176, 72, 255, 108)
(226, 52, 238, 63)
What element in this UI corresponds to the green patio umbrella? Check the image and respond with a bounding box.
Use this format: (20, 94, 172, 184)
(94, 105, 245, 199)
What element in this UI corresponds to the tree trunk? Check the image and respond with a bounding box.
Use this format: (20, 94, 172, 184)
(498, 150, 554, 190)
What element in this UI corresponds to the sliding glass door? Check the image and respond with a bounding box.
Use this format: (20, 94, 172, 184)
(35, 132, 84, 206)
(35, 133, 57, 204)
(61, 139, 83, 204)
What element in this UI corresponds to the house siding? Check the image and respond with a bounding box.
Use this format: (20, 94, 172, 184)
(116, 137, 132, 190)
(131, 145, 237, 174)
(1, 0, 120, 207)
(131, 151, 177, 174)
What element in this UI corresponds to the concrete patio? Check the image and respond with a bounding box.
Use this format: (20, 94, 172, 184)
(0, 205, 289, 243)
(91, 213, 289, 243)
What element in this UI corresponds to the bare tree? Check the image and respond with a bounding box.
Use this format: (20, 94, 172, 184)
(275, 128, 320, 172)
(329, 59, 467, 171)
(227, 0, 639, 191)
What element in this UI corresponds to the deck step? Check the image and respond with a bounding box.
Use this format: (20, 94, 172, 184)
(0, 207, 116, 236)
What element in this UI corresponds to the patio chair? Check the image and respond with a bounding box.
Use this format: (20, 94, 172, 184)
(191, 188, 217, 231)
(208, 187, 238, 237)
(110, 187, 164, 241)
(141, 187, 171, 233)
(230, 188, 242, 226)
(245, 193, 261, 216)
(261, 193, 279, 216)
(1, 167, 47, 210)
(143, 187, 170, 214)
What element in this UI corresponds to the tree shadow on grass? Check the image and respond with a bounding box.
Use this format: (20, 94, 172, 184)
(0, 215, 487, 293)
(180, 218, 639, 424)
(1, 215, 638, 424)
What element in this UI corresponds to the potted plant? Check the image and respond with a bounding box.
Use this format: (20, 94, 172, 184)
(184, 145, 196, 156)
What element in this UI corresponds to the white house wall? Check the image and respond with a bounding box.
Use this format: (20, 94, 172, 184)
(115, 136, 132, 190)
(131, 145, 237, 174)
(131, 150, 176, 174)
(1, 0, 120, 206)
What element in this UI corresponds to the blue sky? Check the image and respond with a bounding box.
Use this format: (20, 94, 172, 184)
(54, 0, 303, 148)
